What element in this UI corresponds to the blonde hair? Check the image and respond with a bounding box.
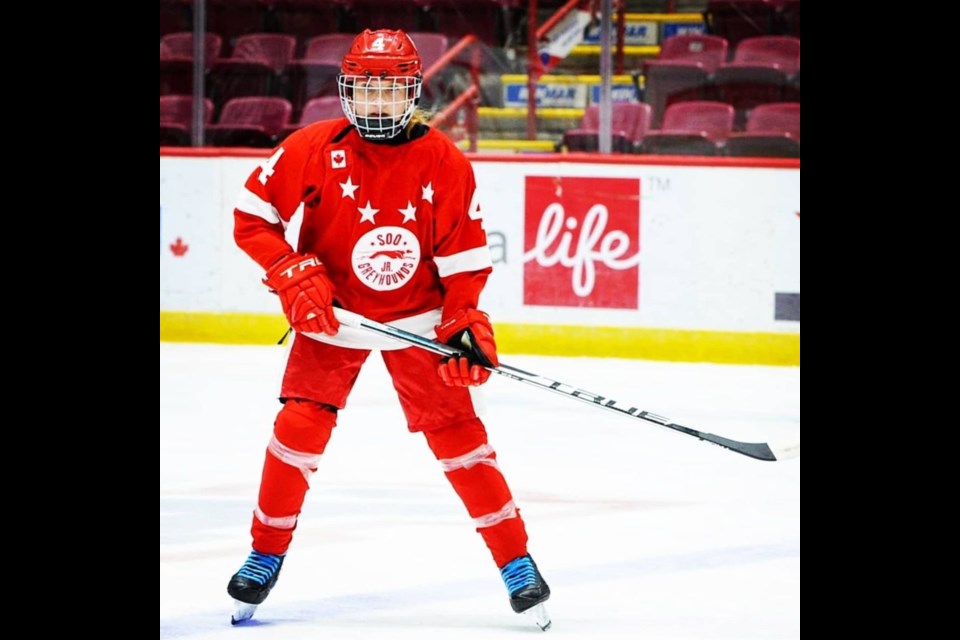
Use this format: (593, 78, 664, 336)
(406, 108, 430, 133)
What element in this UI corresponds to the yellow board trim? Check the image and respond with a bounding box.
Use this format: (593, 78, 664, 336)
(161, 312, 799, 366)
(572, 45, 660, 56)
(458, 139, 558, 151)
(479, 107, 585, 118)
(160, 311, 290, 345)
(497, 324, 799, 366)
(624, 13, 705, 22)
(500, 74, 635, 84)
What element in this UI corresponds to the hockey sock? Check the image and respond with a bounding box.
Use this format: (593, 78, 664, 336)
(251, 399, 336, 554)
(423, 418, 529, 567)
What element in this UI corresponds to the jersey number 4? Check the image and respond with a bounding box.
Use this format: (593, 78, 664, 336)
(258, 148, 285, 186)
(467, 188, 483, 225)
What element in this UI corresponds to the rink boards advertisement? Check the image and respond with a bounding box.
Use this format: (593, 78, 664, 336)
(500, 75, 637, 108)
(160, 153, 799, 364)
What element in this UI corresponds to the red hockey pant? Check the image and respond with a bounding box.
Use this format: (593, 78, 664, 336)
(249, 336, 528, 567)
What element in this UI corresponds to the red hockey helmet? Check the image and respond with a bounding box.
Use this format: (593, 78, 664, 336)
(341, 29, 422, 78)
(338, 29, 424, 140)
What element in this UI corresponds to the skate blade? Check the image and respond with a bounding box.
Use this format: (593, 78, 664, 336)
(231, 600, 258, 625)
(525, 603, 552, 631)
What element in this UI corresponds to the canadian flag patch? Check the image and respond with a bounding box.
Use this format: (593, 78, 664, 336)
(330, 149, 347, 169)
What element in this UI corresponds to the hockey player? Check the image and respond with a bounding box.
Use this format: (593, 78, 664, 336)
(226, 29, 551, 630)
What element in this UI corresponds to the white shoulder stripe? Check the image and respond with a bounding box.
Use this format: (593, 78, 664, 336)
(235, 187, 282, 225)
(434, 246, 493, 278)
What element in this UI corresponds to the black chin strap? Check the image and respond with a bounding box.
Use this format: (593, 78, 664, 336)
(364, 122, 429, 145)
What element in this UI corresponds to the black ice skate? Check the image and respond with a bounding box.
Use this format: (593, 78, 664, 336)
(227, 550, 285, 624)
(500, 554, 552, 631)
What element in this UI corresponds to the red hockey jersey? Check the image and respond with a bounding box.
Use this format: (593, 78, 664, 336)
(234, 119, 492, 339)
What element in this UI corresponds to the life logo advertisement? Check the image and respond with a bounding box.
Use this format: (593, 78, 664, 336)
(523, 176, 640, 309)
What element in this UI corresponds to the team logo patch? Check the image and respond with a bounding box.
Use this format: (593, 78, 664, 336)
(330, 149, 347, 169)
(352, 226, 421, 291)
(523, 176, 641, 309)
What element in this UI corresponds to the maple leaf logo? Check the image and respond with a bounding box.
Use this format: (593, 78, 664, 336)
(170, 237, 189, 256)
(333, 153, 344, 164)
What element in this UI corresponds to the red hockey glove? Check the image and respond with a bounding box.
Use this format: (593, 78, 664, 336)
(263, 253, 340, 336)
(434, 309, 499, 387)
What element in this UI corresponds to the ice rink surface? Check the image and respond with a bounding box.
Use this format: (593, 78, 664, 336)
(160, 342, 800, 639)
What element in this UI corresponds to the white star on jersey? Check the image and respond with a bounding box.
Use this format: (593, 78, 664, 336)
(358, 200, 379, 224)
(421, 182, 434, 204)
(339, 176, 359, 200)
(399, 201, 417, 223)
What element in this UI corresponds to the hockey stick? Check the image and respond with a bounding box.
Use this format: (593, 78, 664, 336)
(333, 309, 799, 462)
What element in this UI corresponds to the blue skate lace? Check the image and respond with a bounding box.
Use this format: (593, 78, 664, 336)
(236, 551, 283, 586)
(500, 555, 538, 595)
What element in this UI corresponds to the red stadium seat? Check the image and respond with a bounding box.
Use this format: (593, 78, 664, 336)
(642, 34, 729, 128)
(656, 34, 729, 71)
(301, 33, 356, 65)
(407, 32, 450, 102)
(160, 32, 223, 96)
(640, 101, 735, 156)
(206, 97, 293, 148)
(562, 103, 652, 153)
(207, 33, 298, 109)
(160, 31, 223, 64)
(407, 32, 449, 72)
(727, 35, 799, 75)
(724, 101, 799, 157)
(287, 33, 356, 117)
(280, 96, 345, 138)
(711, 36, 800, 128)
(705, 0, 777, 50)
(160, 95, 214, 146)
(745, 101, 799, 139)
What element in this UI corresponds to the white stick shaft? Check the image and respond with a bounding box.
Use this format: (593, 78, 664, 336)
(330, 308, 796, 462)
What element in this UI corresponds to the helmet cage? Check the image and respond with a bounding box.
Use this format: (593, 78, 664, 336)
(338, 74, 423, 140)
